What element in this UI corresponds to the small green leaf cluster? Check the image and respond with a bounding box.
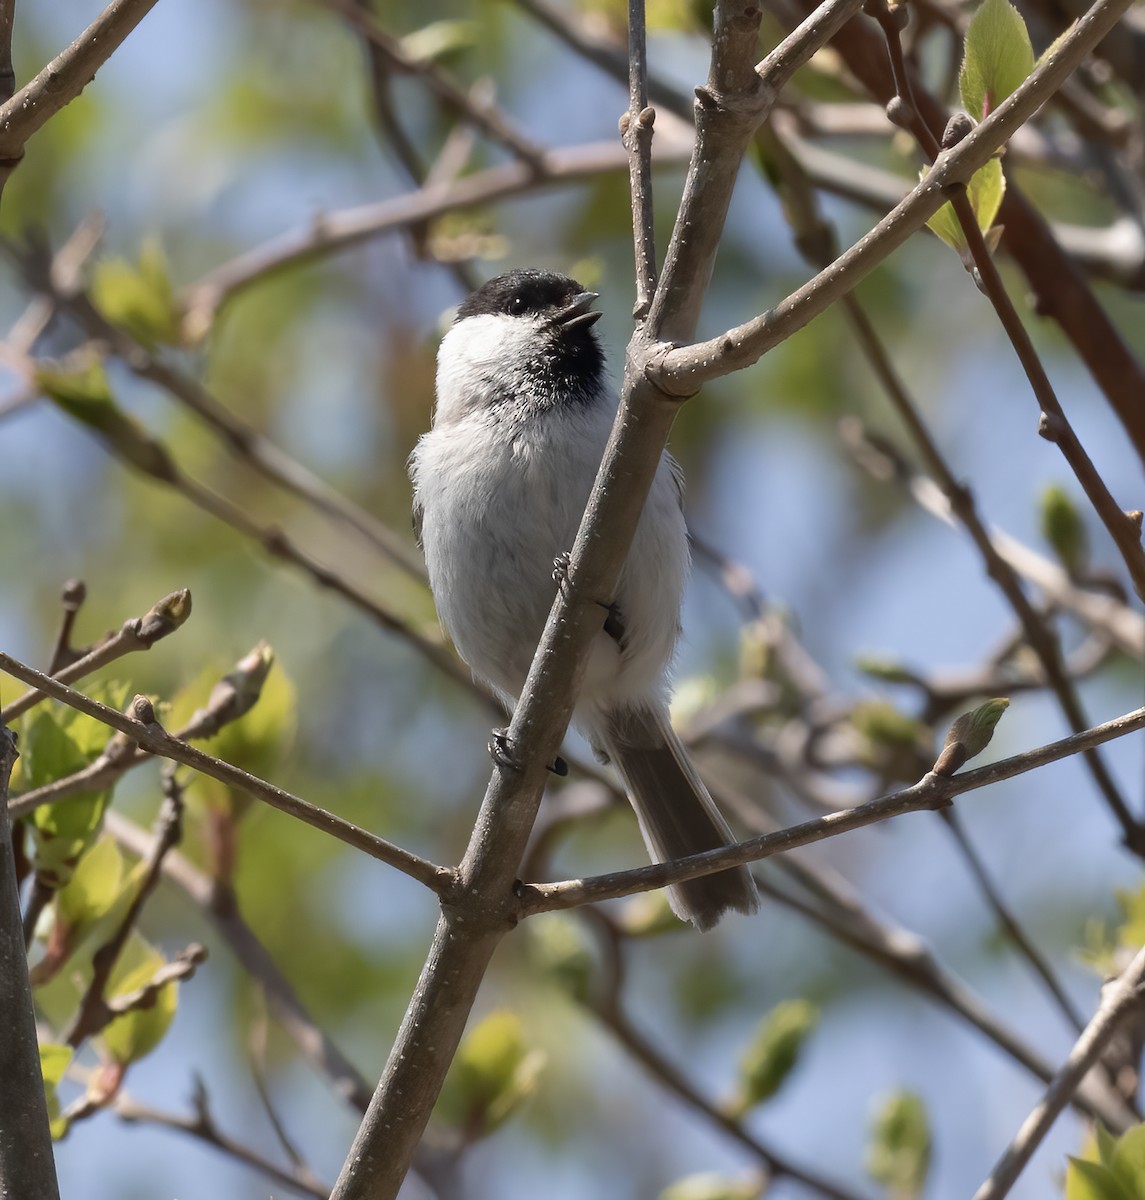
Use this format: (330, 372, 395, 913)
(14, 640, 287, 1139)
(866, 1091, 932, 1198)
(728, 999, 820, 1115)
(91, 238, 182, 349)
(927, 0, 1037, 264)
(1067, 1125, 1145, 1200)
(434, 1011, 547, 1143)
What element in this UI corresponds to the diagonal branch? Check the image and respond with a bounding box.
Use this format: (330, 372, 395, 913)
(180, 137, 693, 329)
(971, 942, 1145, 1200)
(2, 588, 191, 723)
(0, 0, 161, 200)
(317, 0, 545, 170)
(106, 810, 375, 1113)
(0, 653, 451, 893)
(652, 0, 1138, 394)
(519, 704, 1145, 913)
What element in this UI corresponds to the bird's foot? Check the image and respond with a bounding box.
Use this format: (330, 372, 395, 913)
(488, 728, 568, 776)
(552, 551, 573, 598)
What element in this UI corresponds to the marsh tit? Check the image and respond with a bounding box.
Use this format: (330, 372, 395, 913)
(409, 269, 759, 930)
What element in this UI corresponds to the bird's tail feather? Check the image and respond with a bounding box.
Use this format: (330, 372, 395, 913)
(595, 706, 759, 931)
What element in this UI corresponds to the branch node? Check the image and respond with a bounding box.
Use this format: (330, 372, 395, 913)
(941, 112, 975, 149)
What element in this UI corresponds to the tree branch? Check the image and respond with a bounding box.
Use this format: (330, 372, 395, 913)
(180, 137, 693, 330)
(317, 0, 545, 170)
(0, 653, 451, 893)
(519, 705, 1145, 913)
(64, 769, 190, 1047)
(116, 1082, 331, 1200)
(0, 0, 161, 200)
(783, 0, 1145, 468)
(2, 588, 191, 723)
(651, 0, 1138, 393)
(0, 720, 61, 1199)
(323, 7, 968, 1195)
(106, 810, 375, 1113)
(624, 0, 657, 318)
(971, 942, 1145, 1200)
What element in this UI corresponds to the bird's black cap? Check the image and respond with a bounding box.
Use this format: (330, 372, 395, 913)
(457, 269, 597, 324)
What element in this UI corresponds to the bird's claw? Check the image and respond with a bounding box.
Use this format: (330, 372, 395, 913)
(488, 728, 569, 777)
(488, 727, 519, 771)
(552, 551, 572, 599)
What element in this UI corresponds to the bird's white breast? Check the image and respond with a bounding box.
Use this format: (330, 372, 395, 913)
(410, 315, 690, 720)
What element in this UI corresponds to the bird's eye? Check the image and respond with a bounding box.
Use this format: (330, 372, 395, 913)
(506, 295, 527, 315)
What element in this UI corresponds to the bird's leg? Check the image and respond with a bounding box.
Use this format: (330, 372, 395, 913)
(488, 727, 568, 776)
(551, 551, 573, 599)
(552, 552, 626, 646)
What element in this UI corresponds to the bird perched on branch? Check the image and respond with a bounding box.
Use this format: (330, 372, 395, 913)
(410, 269, 759, 930)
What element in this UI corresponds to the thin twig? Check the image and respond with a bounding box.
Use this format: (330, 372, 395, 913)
(938, 808, 1087, 1034)
(116, 1084, 331, 1200)
(651, 0, 1138, 393)
(0, 0, 161, 199)
(0, 653, 452, 893)
(11, 642, 275, 813)
(839, 422, 1145, 661)
(3, 588, 191, 722)
(950, 181, 1145, 600)
(519, 705, 1145, 913)
(971, 943, 1145, 1200)
(180, 137, 693, 328)
(46, 578, 89, 675)
(106, 809, 375, 1112)
(783, 0, 1145, 467)
(753, 858, 1132, 1128)
(318, 0, 546, 169)
(64, 768, 188, 1046)
(624, 0, 657, 318)
(594, 998, 863, 1200)
(864, 0, 1145, 596)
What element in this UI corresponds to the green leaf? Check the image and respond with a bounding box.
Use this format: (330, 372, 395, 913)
(91, 237, 181, 348)
(934, 697, 1009, 775)
(55, 836, 126, 929)
(851, 701, 930, 749)
(854, 655, 920, 686)
(660, 1173, 762, 1200)
(1115, 889, 1145, 950)
(730, 999, 819, 1114)
(1066, 1158, 1135, 1200)
(98, 936, 180, 1065)
(39, 1042, 72, 1141)
(959, 0, 1035, 121)
(1040, 484, 1089, 577)
(23, 709, 116, 889)
(399, 19, 478, 64)
(1109, 1126, 1145, 1195)
(867, 1091, 931, 1197)
(435, 1011, 546, 1139)
(926, 157, 1006, 261)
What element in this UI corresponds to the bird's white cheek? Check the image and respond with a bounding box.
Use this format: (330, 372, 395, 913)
(434, 314, 544, 425)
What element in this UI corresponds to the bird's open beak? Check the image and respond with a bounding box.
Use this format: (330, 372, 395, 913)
(552, 290, 601, 330)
